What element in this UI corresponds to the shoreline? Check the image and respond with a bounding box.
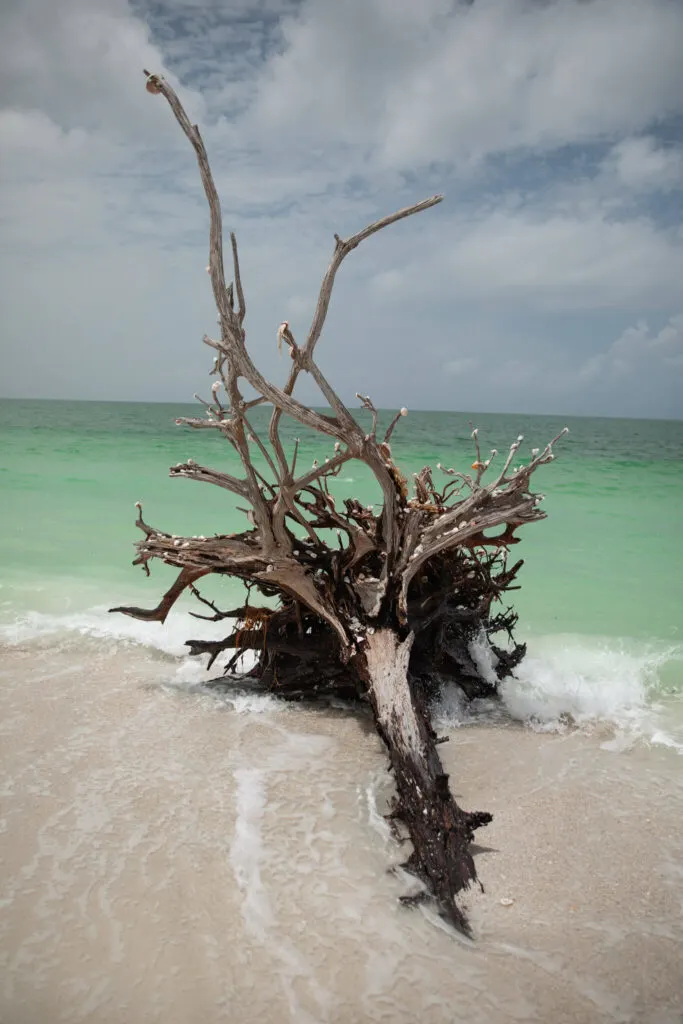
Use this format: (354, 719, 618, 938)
(452, 726, 683, 1021)
(1, 642, 682, 1023)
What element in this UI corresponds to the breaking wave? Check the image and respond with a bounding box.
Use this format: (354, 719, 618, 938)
(436, 632, 683, 753)
(3, 606, 682, 751)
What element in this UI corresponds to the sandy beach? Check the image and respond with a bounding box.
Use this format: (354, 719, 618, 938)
(2, 638, 681, 1024)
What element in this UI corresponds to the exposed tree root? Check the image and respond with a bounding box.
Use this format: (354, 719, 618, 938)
(111, 69, 565, 934)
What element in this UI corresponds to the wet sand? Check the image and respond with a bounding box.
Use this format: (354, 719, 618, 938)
(1, 640, 682, 1023)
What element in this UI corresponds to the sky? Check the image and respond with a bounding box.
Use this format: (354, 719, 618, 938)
(1, 0, 682, 418)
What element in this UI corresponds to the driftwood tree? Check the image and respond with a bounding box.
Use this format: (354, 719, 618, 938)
(113, 70, 566, 935)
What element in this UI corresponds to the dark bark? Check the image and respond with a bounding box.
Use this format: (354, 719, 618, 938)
(357, 629, 492, 935)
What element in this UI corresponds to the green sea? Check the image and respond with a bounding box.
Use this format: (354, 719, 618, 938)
(1, 398, 681, 741)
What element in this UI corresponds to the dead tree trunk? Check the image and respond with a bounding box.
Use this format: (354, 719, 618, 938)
(111, 69, 565, 935)
(359, 629, 491, 932)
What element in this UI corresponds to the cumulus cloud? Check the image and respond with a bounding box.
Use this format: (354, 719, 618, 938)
(0, 0, 194, 142)
(252, 0, 683, 167)
(366, 203, 683, 311)
(607, 136, 683, 192)
(446, 208, 683, 310)
(581, 314, 683, 379)
(0, 0, 682, 419)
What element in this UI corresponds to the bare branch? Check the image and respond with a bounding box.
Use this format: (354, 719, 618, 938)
(242, 412, 282, 485)
(230, 232, 246, 325)
(292, 451, 352, 492)
(384, 407, 409, 444)
(305, 196, 443, 359)
(356, 393, 378, 439)
(143, 72, 232, 331)
(174, 416, 226, 430)
(169, 461, 250, 498)
(110, 566, 210, 622)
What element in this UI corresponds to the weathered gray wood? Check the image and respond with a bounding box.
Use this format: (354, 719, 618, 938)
(112, 70, 565, 934)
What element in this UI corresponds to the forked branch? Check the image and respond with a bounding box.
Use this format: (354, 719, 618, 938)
(112, 70, 567, 935)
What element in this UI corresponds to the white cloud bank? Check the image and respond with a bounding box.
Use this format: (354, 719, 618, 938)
(252, 0, 683, 167)
(1, 0, 682, 417)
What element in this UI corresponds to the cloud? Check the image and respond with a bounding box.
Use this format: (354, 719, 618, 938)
(0, 0, 681, 420)
(606, 136, 683, 192)
(251, 0, 683, 168)
(446, 208, 683, 310)
(581, 313, 683, 379)
(0, 0, 194, 142)
(366, 202, 683, 312)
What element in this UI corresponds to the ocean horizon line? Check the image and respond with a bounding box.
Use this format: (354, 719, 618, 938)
(0, 395, 680, 425)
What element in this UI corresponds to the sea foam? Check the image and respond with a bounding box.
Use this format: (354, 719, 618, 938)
(0, 605, 222, 656)
(2, 604, 682, 751)
(438, 632, 683, 752)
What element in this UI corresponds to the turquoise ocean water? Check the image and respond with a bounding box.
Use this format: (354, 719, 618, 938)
(1, 398, 682, 745)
